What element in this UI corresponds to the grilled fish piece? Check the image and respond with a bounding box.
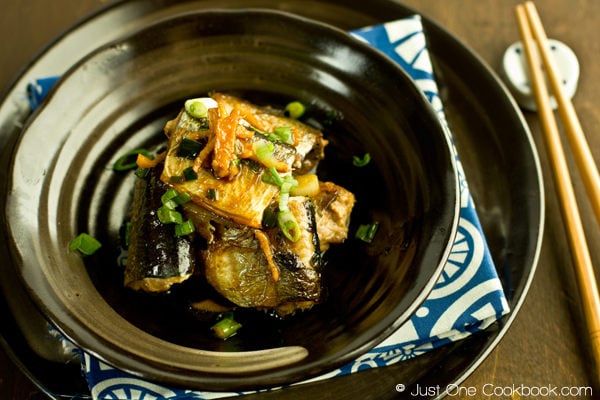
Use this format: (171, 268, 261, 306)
(311, 181, 356, 251)
(212, 92, 327, 174)
(161, 105, 281, 228)
(124, 94, 355, 317)
(124, 167, 196, 292)
(163, 160, 279, 229)
(160, 93, 326, 228)
(202, 197, 323, 316)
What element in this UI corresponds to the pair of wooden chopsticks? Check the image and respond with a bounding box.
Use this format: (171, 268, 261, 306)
(515, 1, 600, 377)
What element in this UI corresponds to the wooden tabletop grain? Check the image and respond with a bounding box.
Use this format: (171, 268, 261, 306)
(1, 0, 598, 399)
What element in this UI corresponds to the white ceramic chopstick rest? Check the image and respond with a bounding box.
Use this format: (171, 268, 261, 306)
(502, 39, 579, 111)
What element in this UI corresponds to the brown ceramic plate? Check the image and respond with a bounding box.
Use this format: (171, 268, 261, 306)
(2, 8, 457, 391)
(0, 1, 543, 399)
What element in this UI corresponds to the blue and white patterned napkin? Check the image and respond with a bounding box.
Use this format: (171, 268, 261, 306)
(29, 15, 509, 400)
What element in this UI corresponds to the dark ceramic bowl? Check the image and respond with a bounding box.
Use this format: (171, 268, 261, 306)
(4, 9, 458, 390)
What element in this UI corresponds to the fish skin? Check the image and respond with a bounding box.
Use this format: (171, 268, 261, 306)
(124, 167, 196, 292)
(202, 198, 323, 316)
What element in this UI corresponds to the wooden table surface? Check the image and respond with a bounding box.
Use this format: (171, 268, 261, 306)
(1, 0, 598, 398)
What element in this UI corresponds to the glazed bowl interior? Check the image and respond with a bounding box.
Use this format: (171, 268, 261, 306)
(5, 9, 458, 390)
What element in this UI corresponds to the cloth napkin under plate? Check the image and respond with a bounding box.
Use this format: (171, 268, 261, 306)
(27, 15, 509, 400)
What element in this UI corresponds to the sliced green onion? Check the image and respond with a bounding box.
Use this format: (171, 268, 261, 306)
(206, 188, 218, 200)
(268, 126, 293, 145)
(162, 200, 178, 210)
(261, 173, 277, 186)
(69, 233, 102, 256)
(175, 220, 195, 236)
(121, 221, 132, 248)
(113, 149, 153, 171)
(161, 189, 179, 205)
(158, 189, 191, 231)
(246, 124, 269, 136)
(262, 169, 300, 241)
(278, 191, 290, 212)
(352, 152, 371, 167)
(262, 166, 284, 186)
(280, 175, 298, 194)
(160, 190, 179, 210)
(355, 221, 379, 243)
(259, 167, 300, 242)
(284, 101, 306, 119)
(277, 175, 297, 211)
(253, 141, 275, 163)
(184, 98, 209, 119)
(157, 206, 183, 225)
(278, 210, 301, 242)
(173, 192, 192, 205)
(183, 166, 198, 181)
(211, 313, 242, 340)
(177, 138, 204, 159)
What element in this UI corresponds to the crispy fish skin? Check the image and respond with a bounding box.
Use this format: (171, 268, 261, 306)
(124, 168, 195, 292)
(202, 198, 323, 316)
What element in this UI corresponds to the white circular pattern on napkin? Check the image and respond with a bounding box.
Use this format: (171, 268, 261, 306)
(427, 217, 484, 299)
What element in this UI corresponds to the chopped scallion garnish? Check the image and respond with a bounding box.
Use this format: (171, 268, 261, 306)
(259, 168, 301, 241)
(161, 189, 179, 205)
(69, 233, 102, 256)
(163, 199, 179, 210)
(211, 313, 242, 340)
(280, 175, 298, 196)
(184, 98, 209, 119)
(352, 152, 371, 167)
(267, 126, 293, 145)
(253, 141, 275, 163)
(113, 149, 153, 171)
(262, 166, 284, 186)
(278, 191, 290, 212)
(177, 138, 204, 159)
(206, 188, 218, 200)
(175, 220, 195, 236)
(355, 222, 379, 243)
(183, 166, 198, 181)
(284, 101, 306, 119)
(157, 206, 183, 225)
(245, 124, 269, 136)
(122, 221, 132, 248)
(157, 189, 194, 234)
(278, 210, 301, 242)
(173, 192, 192, 205)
